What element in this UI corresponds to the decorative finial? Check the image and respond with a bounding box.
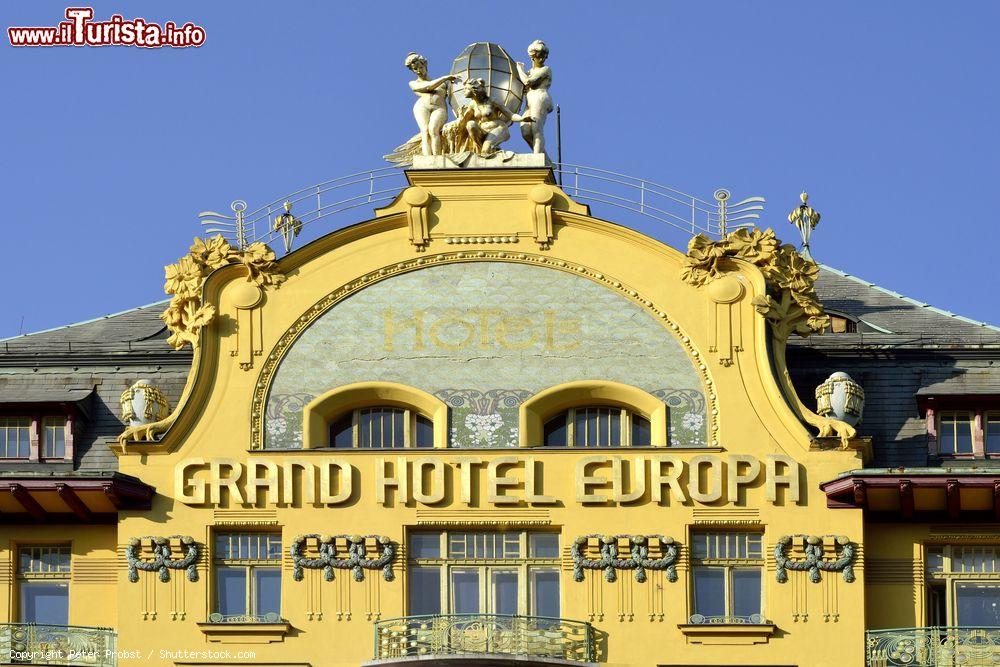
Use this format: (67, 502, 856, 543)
(788, 191, 821, 260)
(273, 200, 302, 254)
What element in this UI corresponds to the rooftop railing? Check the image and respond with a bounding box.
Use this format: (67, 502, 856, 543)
(371, 613, 595, 663)
(198, 163, 765, 255)
(0, 623, 116, 667)
(866, 626, 1000, 666)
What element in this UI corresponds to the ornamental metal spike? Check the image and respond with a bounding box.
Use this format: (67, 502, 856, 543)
(788, 191, 821, 260)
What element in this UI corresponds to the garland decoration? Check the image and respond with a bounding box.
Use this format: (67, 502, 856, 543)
(774, 534, 855, 584)
(571, 535, 679, 583)
(290, 534, 396, 582)
(125, 535, 199, 583)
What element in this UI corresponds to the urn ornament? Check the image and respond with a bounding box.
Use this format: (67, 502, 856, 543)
(120, 379, 170, 427)
(815, 372, 864, 427)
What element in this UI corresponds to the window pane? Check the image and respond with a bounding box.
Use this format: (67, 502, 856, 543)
(693, 567, 726, 617)
(216, 567, 247, 616)
(20, 582, 68, 625)
(955, 415, 974, 454)
(529, 534, 559, 559)
(330, 412, 353, 448)
(451, 569, 480, 614)
(532, 569, 560, 618)
(409, 567, 441, 616)
(415, 415, 434, 448)
(410, 533, 441, 559)
(543, 415, 567, 447)
(254, 567, 281, 618)
(955, 582, 1000, 625)
(987, 415, 1000, 455)
(632, 415, 651, 446)
(43, 418, 66, 458)
(492, 570, 519, 615)
(732, 568, 762, 618)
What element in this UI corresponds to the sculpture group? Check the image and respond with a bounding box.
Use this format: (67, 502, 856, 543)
(386, 40, 554, 164)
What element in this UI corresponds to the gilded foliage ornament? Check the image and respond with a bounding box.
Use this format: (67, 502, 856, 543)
(571, 534, 679, 583)
(161, 235, 284, 350)
(290, 534, 396, 582)
(774, 534, 856, 584)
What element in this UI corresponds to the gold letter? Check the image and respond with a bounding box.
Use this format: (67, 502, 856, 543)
(688, 454, 723, 503)
(452, 457, 483, 505)
(320, 459, 353, 505)
(376, 457, 409, 506)
(766, 454, 801, 504)
(612, 456, 646, 503)
(487, 456, 522, 505)
(649, 455, 688, 504)
(727, 455, 761, 504)
(281, 460, 316, 506)
(210, 458, 246, 505)
(383, 309, 424, 351)
(525, 458, 557, 504)
(248, 460, 279, 506)
(175, 458, 207, 504)
(412, 457, 446, 504)
(576, 456, 611, 504)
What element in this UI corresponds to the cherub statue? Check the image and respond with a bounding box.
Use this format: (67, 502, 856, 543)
(454, 78, 533, 156)
(516, 40, 553, 155)
(405, 52, 459, 156)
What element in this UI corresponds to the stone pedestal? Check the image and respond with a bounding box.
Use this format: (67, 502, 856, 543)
(410, 153, 551, 170)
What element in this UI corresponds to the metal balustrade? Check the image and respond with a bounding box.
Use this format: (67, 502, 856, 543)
(866, 627, 1000, 666)
(198, 164, 765, 255)
(0, 623, 116, 667)
(372, 614, 595, 663)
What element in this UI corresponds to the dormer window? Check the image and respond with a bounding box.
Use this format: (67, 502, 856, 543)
(938, 411, 974, 456)
(920, 397, 1000, 460)
(0, 417, 31, 459)
(542, 405, 652, 447)
(825, 314, 858, 334)
(329, 406, 434, 448)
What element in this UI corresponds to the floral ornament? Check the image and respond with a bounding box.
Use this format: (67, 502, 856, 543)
(160, 235, 285, 350)
(774, 535, 855, 584)
(125, 536, 199, 583)
(290, 534, 396, 582)
(680, 227, 829, 342)
(571, 535, 679, 583)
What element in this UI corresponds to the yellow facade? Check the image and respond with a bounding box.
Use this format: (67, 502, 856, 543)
(4, 167, 875, 666)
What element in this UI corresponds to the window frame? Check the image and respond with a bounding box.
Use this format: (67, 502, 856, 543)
(211, 532, 283, 623)
(406, 530, 561, 618)
(924, 544, 1000, 625)
(924, 403, 1000, 460)
(329, 405, 434, 449)
(0, 411, 74, 463)
(542, 405, 652, 448)
(689, 531, 765, 623)
(17, 544, 71, 625)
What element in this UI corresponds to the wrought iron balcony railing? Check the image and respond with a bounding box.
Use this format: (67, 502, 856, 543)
(0, 623, 116, 667)
(866, 626, 1000, 666)
(372, 614, 595, 663)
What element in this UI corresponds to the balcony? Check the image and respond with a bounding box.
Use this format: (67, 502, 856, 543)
(367, 614, 596, 666)
(0, 623, 116, 667)
(866, 627, 1000, 666)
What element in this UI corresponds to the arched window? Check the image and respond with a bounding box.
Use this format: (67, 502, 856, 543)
(542, 405, 652, 447)
(329, 406, 434, 448)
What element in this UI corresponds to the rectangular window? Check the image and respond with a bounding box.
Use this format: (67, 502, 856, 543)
(986, 413, 1000, 455)
(0, 417, 31, 459)
(408, 530, 559, 617)
(939, 411, 975, 455)
(42, 417, 66, 459)
(924, 544, 1000, 625)
(690, 532, 764, 623)
(18, 546, 70, 625)
(212, 533, 281, 622)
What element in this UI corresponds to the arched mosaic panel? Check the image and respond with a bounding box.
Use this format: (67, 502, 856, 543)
(265, 262, 706, 448)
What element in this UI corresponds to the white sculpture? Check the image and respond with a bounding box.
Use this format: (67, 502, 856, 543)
(455, 77, 532, 156)
(120, 379, 170, 428)
(405, 52, 460, 156)
(815, 372, 865, 428)
(516, 40, 553, 155)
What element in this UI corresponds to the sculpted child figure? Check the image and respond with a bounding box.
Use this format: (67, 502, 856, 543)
(516, 40, 553, 155)
(405, 52, 459, 156)
(457, 77, 532, 156)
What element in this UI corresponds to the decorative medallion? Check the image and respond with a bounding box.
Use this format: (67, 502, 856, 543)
(571, 534, 680, 583)
(290, 534, 396, 582)
(125, 536, 199, 583)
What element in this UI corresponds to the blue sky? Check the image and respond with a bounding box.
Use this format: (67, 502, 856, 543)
(2, 1, 998, 338)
